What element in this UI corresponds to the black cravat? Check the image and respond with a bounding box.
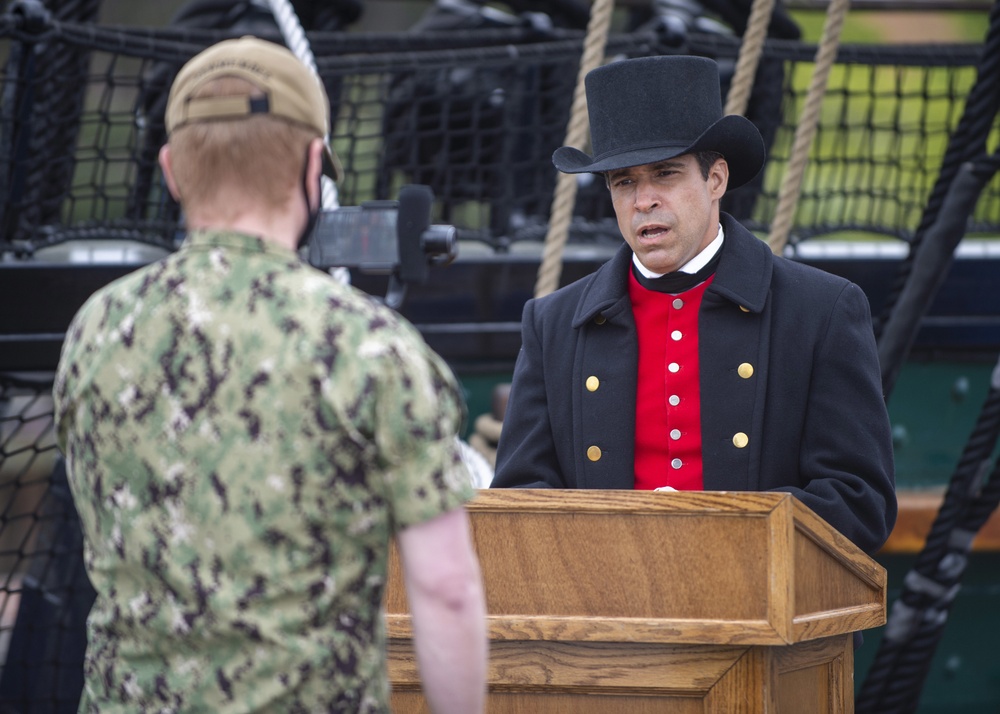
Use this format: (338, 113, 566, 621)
(631, 250, 722, 294)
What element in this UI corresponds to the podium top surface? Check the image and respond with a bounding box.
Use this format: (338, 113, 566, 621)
(387, 489, 887, 645)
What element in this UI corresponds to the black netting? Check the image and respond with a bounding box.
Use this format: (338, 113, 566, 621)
(1, 16, 998, 255)
(0, 374, 96, 713)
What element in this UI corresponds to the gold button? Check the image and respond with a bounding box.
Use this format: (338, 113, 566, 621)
(738, 363, 754, 379)
(739, 305, 750, 313)
(586, 376, 600, 392)
(594, 315, 606, 325)
(587, 445, 602, 462)
(733, 432, 749, 449)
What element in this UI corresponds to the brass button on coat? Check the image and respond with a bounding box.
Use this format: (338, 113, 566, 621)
(739, 305, 750, 313)
(738, 363, 754, 379)
(587, 445, 602, 461)
(594, 315, 607, 325)
(733, 432, 749, 448)
(586, 376, 600, 392)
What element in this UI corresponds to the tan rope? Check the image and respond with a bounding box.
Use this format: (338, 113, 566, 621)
(767, 0, 851, 254)
(534, 0, 616, 299)
(724, 0, 777, 117)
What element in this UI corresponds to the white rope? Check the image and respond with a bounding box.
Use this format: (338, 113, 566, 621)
(265, 0, 339, 210)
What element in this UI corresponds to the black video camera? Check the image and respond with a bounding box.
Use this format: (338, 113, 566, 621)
(307, 185, 457, 309)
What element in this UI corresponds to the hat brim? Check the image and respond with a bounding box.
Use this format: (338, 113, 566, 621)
(553, 114, 766, 190)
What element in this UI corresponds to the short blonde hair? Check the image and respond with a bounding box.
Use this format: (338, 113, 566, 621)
(167, 76, 317, 214)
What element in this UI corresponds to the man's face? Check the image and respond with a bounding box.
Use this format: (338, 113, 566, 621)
(607, 154, 728, 274)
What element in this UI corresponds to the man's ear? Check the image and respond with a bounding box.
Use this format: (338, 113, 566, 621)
(158, 144, 182, 202)
(709, 157, 729, 200)
(306, 138, 325, 209)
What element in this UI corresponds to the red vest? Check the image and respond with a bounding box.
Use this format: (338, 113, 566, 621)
(628, 271, 714, 491)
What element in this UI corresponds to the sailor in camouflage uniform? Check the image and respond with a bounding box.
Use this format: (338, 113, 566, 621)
(54, 37, 487, 714)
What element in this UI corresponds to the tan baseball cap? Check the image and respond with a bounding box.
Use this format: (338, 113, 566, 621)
(165, 36, 343, 182)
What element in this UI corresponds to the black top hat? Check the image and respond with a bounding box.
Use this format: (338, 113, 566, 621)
(553, 55, 766, 190)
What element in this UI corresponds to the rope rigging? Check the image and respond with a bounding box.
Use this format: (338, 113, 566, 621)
(264, 0, 339, 210)
(876, 0, 1000, 398)
(858, 338, 1000, 712)
(765, 0, 851, 255)
(857, 5, 1000, 710)
(534, 0, 616, 299)
(857, 156, 1000, 714)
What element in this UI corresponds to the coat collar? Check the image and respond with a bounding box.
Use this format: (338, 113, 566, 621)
(571, 213, 773, 327)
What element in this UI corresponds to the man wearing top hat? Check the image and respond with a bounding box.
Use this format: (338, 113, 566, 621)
(491, 55, 897, 556)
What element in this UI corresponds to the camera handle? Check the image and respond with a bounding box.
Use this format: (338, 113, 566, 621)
(386, 184, 456, 310)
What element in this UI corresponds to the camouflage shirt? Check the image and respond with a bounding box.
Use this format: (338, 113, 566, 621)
(54, 229, 474, 713)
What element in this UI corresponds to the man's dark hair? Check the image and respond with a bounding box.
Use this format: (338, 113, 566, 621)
(602, 150, 725, 186)
(694, 151, 724, 179)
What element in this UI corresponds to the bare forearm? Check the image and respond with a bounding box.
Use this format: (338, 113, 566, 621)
(409, 573, 488, 714)
(398, 508, 488, 713)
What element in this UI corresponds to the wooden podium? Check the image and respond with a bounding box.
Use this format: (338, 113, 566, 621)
(385, 489, 887, 713)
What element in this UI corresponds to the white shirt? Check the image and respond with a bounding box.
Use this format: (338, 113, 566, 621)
(632, 223, 725, 279)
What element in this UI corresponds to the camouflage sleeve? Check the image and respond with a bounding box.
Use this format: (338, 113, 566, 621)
(52, 291, 100, 454)
(366, 321, 475, 533)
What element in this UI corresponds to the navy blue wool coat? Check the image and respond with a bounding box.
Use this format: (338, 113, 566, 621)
(492, 213, 897, 555)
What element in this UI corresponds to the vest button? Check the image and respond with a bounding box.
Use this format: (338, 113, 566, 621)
(733, 432, 749, 449)
(587, 445, 602, 461)
(738, 363, 754, 379)
(670, 429, 681, 440)
(668, 362, 680, 373)
(672, 298, 684, 309)
(671, 458, 683, 469)
(671, 330, 682, 341)
(668, 395, 680, 406)
(586, 376, 600, 392)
